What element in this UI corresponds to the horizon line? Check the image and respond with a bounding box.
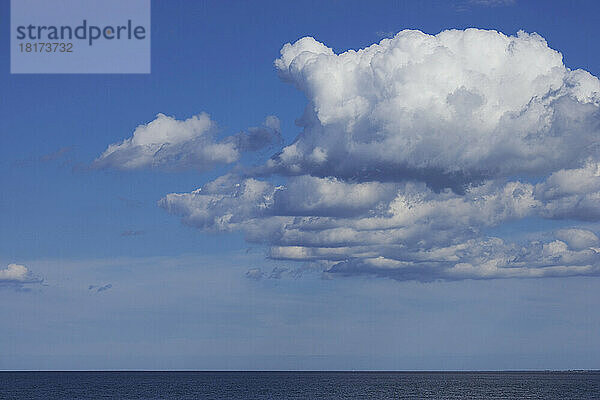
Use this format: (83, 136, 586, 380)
(2, 369, 599, 373)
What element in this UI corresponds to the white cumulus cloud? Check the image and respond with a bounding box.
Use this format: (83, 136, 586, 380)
(264, 29, 600, 190)
(160, 173, 600, 281)
(159, 29, 600, 282)
(0, 264, 42, 288)
(94, 113, 281, 171)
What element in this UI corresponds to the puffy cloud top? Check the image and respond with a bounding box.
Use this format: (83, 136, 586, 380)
(267, 29, 600, 188)
(0, 264, 29, 281)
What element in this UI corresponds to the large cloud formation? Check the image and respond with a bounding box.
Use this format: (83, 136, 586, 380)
(94, 114, 281, 171)
(161, 29, 600, 281)
(264, 29, 600, 189)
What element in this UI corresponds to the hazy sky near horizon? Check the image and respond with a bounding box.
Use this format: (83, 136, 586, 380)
(2, 0, 600, 370)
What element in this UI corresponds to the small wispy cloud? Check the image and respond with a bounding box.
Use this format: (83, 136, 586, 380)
(455, 0, 515, 12)
(11, 146, 74, 168)
(39, 146, 73, 162)
(376, 31, 396, 39)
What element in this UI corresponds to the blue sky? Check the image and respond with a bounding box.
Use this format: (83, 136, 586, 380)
(2, 0, 600, 370)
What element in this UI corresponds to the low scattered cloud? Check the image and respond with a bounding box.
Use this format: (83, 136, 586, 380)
(469, 0, 515, 6)
(161, 171, 600, 281)
(245, 268, 264, 280)
(89, 283, 113, 293)
(160, 29, 600, 282)
(245, 266, 291, 280)
(94, 114, 281, 171)
(121, 230, 145, 237)
(0, 264, 43, 289)
(269, 266, 288, 279)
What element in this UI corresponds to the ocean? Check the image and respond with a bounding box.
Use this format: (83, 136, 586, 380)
(1, 371, 599, 399)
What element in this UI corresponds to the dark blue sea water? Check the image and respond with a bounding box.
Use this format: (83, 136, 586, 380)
(1, 371, 599, 399)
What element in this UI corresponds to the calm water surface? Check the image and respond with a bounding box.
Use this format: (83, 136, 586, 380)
(1, 371, 599, 399)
